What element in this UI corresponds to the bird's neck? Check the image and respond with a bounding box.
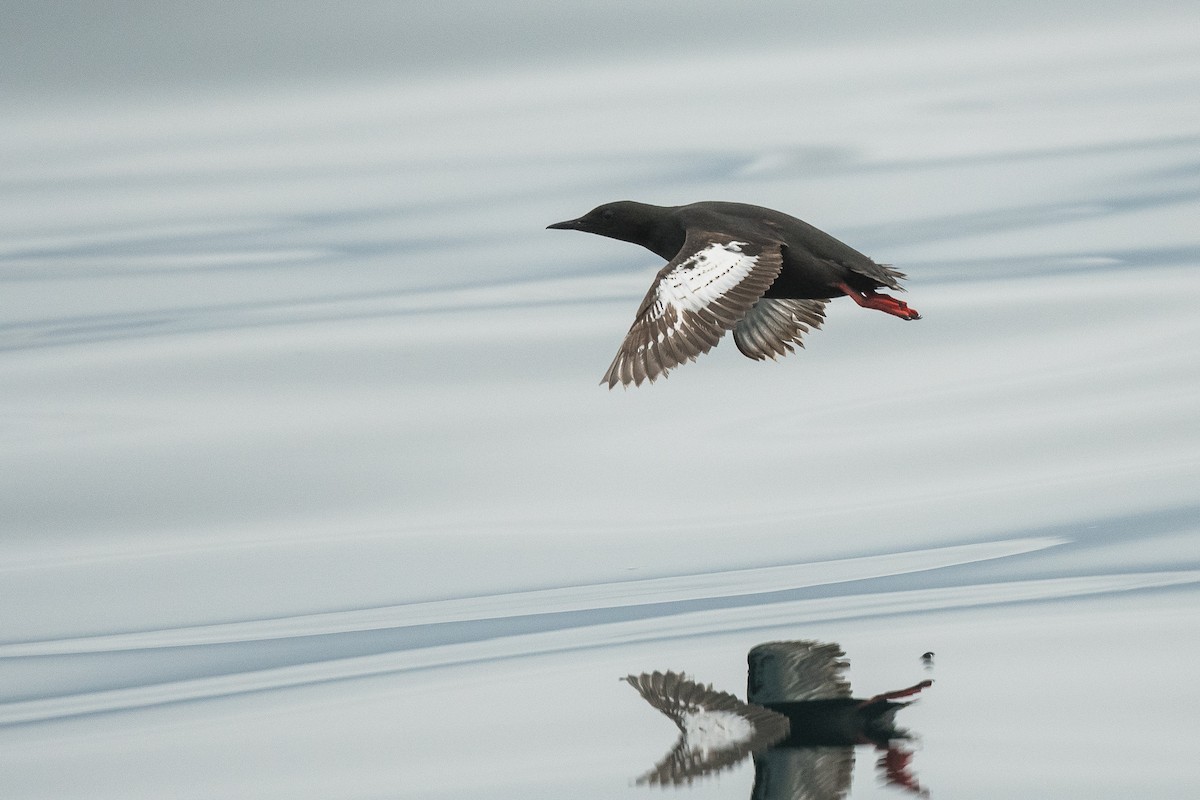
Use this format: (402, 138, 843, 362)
(630, 205, 686, 260)
(643, 228, 685, 261)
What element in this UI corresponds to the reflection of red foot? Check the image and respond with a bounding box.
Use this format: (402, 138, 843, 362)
(858, 679, 934, 709)
(837, 282, 922, 320)
(879, 744, 928, 796)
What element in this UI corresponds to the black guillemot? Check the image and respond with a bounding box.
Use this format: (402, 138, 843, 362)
(549, 201, 920, 388)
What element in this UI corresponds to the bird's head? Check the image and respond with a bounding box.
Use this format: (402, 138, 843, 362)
(546, 201, 665, 247)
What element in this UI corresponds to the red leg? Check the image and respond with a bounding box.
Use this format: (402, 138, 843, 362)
(837, 282, 921, 320)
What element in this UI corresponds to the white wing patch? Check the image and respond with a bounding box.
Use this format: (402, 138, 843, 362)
(603, 233, 783, 388)
(646, 240, 757, 323)
(681, 709, 756, 752)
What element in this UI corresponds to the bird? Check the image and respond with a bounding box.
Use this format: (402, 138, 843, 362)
(622, 640, 932, 797)
(547, 201, 920, 388)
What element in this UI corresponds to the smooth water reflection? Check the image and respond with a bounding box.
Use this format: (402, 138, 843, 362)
(624, 640, 930, 796)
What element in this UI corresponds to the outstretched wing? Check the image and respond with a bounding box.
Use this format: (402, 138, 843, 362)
(751, 747, 856, 800)
(602, 231, 783, 388)
(747, 641, 852, 704)
(623, 670, 790, 785)
(733, 298, 827, 361)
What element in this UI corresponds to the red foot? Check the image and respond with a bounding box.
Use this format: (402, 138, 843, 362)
(837, 282, 921, 320)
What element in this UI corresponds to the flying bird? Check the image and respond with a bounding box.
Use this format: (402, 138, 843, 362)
(622, 640, 932, 797)
(548, 201, 920, 388)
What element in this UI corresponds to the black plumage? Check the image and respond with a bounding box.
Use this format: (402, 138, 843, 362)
(548, 201, 920, 388)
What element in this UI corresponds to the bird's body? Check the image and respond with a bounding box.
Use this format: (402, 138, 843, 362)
(587, 201, 903, 298)
(761, 698, 911, 748)
(548, 201, 920, 387)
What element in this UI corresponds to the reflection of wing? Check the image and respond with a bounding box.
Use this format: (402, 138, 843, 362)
(623, 671, 790, 785)
(751, 747, 855, 800)
(748, 641, 851, 703)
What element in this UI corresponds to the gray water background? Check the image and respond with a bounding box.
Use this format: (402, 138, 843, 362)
(2, 2, 1199, 797)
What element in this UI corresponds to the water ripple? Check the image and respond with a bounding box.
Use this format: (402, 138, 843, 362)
(0, 537, 1062, 657)
(1, 568, 1194, 727)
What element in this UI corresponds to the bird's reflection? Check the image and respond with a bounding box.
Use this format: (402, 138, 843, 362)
(623, 641, 932, 798)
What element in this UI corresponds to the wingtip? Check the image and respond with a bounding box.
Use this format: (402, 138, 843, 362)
(600, 362, 671, 389)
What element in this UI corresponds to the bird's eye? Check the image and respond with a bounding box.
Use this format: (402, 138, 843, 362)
(601, 208, 614, 221)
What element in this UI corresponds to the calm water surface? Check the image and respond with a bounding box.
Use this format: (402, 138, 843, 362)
(2, 4, 1199, 798)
